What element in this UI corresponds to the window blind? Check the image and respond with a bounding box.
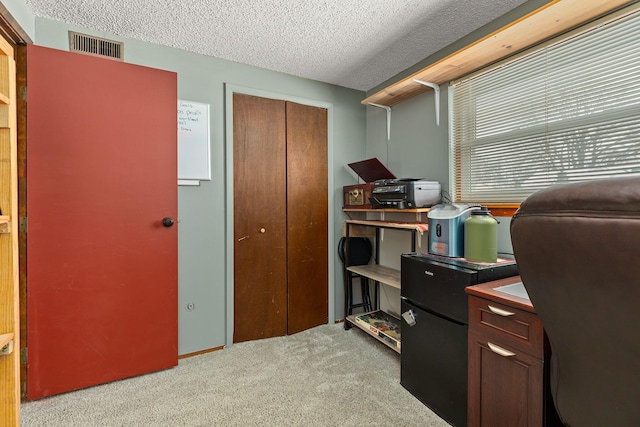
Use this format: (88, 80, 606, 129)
(450, 5, 640, 203)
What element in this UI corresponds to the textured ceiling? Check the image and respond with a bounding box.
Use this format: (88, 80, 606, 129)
(25, 0, 529, 91)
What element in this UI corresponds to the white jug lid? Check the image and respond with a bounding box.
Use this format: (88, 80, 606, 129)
(428, 203, 480, 219)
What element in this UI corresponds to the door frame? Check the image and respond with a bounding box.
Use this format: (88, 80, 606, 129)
(224, 84, 335, 348)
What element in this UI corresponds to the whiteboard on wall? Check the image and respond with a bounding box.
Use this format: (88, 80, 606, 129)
(178, 100, 211, 181)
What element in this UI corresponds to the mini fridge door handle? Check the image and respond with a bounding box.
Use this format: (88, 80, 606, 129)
(402, 309, 417, 326)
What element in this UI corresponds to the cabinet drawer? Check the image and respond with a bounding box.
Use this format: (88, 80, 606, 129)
(468, 330, 544, 427)
(468, 296, 544, 358)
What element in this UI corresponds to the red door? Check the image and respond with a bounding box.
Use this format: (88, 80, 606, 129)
(25, 45, 178, 399)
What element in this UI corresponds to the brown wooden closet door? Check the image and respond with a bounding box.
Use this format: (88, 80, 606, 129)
(286, 102, 328, 334)
(233, 94, 287, 343)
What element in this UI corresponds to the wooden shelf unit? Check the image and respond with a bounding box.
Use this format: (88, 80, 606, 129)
(362, 0, 633, 107)
(342, 209, 430, 352)
(0, 30, 19, 426)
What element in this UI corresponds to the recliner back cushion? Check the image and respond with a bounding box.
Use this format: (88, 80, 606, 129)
(510, 176, 640, 427)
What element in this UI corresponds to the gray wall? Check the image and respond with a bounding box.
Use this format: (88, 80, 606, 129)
(366, 85, 449, 190)
(2, 0, 34, 40)
(32, 17, 367, 354)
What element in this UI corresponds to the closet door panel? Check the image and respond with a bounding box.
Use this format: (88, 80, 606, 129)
(233, 94, 287, 342)
(286, 101, 328, 334)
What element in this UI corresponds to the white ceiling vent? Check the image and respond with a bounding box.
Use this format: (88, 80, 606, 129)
(69, 31, 124, 61)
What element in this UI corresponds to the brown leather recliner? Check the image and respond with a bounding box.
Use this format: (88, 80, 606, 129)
(510, 176, 640, 427)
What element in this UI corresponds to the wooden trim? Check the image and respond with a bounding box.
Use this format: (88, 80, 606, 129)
(16, 43, 26, 399)
(362, 0, 635, 106)
(177, 346, 224, 359)
(485, 204, 520, 218)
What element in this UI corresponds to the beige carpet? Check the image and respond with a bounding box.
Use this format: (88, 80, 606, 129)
(20, 323, 450, 426)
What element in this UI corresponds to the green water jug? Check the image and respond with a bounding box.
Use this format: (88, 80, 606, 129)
(464, 206, 498, 263)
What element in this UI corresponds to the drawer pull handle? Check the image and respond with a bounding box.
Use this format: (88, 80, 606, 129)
(488, 342, 516, 357)
(488, 305, 515, 317)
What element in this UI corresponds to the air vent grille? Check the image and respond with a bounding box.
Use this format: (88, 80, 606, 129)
(69, 31, 124, 61)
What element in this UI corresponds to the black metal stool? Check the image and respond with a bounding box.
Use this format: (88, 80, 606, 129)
(338, 236, 374, 322)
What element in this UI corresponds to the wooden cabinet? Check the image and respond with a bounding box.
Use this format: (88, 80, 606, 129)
(0, 33, 19, 425)
(466, 277, 561, 427)
(467, 296, 544, 427)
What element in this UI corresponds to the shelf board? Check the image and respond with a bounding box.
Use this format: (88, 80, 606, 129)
(345, 219, 428, 233)
(343, 207, 430, 213)
(0, 92, 8, 105)
(0, 332, 13, 349)
(362, 0, 633, 107)
(346, 313, 401, 354)
(0, 215, 9, 234)
(347, 264, 400, 289)
(344, 208, 431, 223)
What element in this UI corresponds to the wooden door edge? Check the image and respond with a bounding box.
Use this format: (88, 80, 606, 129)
(16, 43, 27, 400)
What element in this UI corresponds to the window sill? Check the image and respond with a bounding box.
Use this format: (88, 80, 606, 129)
(484, 204, 520, 217)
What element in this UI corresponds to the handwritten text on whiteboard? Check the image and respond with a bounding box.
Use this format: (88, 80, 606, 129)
(178, 100, 211, 180)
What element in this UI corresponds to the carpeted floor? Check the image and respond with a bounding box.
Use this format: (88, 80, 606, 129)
(20, 323, 450, 426)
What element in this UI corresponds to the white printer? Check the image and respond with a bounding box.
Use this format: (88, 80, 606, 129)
(370, 178, 441, 209)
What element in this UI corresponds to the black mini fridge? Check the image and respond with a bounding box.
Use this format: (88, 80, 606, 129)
(400, 253, 517, 427)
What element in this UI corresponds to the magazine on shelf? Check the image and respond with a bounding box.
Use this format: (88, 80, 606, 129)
(354, 310, 401, 350)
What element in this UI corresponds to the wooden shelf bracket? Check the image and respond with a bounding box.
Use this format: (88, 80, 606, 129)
(412, 79, 440, 126)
